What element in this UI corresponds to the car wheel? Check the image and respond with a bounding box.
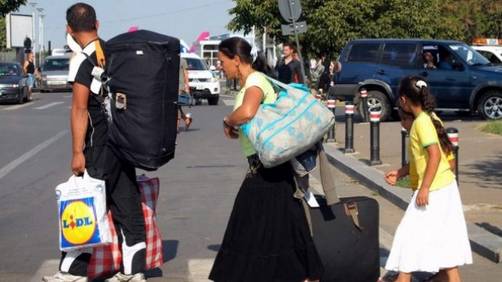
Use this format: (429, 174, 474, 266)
(208, 96, 219, 106)
(360, 90, 392, 121)
(478, 90, 502, 120)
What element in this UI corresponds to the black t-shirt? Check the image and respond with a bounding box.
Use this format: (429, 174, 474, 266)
(68, 39, 108, 174)
(277, 58, 304, 84)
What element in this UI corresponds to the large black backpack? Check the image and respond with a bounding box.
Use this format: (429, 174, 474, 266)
(105, 30, 180, 170)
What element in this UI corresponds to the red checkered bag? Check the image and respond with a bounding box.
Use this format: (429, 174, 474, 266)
(88, 176, 163, 279)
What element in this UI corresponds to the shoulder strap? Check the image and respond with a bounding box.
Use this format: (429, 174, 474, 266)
(95, 40, 106, 68)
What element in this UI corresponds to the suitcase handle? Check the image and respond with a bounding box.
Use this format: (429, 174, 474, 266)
(344, 202, 362, 230)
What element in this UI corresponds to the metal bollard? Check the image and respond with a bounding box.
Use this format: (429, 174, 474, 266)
(360, 88, 369, 122)
(326, 99, 337, 143)
(401, 127, 408, 167)
(369, 111, 382, 165)
(344, 103, 355, 153)
(446, 128, 460, 183)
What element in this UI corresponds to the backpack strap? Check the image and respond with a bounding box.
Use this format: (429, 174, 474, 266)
(94, 40, 106, 68)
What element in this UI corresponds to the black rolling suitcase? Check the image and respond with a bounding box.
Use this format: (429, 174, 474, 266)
(105, 30, 180, 171)
(308, 150, 380, 282)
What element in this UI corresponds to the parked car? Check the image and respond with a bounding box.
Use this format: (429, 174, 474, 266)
(181, 52, 220, 105)
(472, 45, 502, 64)
(40, 55, 71, 92)
(334, 39, 502, 120)
(0, 62, 29, 104)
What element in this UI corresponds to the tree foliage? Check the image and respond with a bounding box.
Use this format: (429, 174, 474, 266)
(0, 0, 26, 16)
(228, 0, 502, 57)
(0, 0, 27, 50)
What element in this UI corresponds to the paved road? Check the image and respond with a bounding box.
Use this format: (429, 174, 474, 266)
(0, 91, 500, 282)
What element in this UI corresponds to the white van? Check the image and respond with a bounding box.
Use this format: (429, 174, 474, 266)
(181, 52, 220, 105)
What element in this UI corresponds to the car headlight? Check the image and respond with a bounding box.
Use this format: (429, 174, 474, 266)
(211, 77, 219, 83)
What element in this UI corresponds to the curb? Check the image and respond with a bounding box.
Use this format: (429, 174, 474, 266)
(323, 143, 502, 263)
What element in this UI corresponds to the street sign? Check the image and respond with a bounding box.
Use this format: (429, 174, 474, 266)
(278, 0, 302, 23)
(281, 21, 307, 36)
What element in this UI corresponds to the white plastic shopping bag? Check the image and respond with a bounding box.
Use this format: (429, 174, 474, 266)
(56, 171, 112, 251)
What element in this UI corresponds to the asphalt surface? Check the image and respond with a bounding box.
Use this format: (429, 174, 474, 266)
(0, 91, 500, 282)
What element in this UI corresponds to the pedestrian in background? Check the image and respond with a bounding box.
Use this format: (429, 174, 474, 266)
(209, 37, 323, 282)
(383, 76, 472, 282)
(178, 57, 192, 131)
(276, 41, 304, 84)
(310, 56, 325, 90)
(23, 51, 35, 101)
(318, 59, 339, 94)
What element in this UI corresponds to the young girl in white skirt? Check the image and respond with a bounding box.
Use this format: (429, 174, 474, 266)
(383, 76, 472, 282)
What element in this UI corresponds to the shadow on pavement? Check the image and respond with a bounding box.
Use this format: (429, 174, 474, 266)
(162, 240, 179, 263)
(207, 244, 221, 252)
(462, 153, 502, 189)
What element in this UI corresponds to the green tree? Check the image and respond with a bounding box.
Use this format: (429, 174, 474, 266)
(0, 0, 27, 50)
(228, 0, 502, 57)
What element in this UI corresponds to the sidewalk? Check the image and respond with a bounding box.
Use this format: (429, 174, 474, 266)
(328, 111, 502, 262)
(332, 112, 502, 227)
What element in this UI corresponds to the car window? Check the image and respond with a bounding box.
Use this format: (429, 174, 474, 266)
(477, 50, 501, 64)
(382, 43, 418, 67)
(186, 58, 207, 71)
(347, 43, 381, 63)
(449, 44, 490, 66)
(0, 64, 20, 76)
(43, 58, 70, 71)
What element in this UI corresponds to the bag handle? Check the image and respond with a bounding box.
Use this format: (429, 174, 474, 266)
(318, 144, 340, 205)
(264, 75, 296, 92)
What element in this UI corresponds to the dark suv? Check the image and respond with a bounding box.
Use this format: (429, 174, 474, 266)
(333, 39, 502, 120)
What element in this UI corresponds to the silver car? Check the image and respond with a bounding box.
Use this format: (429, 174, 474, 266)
(40, 55, 71, 92)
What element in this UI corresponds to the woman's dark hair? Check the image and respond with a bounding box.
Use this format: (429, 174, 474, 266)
(66, 3, 97, 32)
(218, 37, 271, 74)
(398, 75, 453, 154)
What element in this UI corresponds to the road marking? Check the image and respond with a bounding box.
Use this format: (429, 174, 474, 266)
(0, 130, 68, 180)
(30, 259, 60, 282)
(222, 99, 234, 106)
(188, 259, 213, 282)
(2, 103, 32, 111)
(34, 101, 64, 110)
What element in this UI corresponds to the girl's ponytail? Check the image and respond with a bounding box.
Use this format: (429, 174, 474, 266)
(416, 80, 453, 154)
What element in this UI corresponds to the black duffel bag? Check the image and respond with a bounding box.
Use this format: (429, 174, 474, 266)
(105, 30, 180, 170)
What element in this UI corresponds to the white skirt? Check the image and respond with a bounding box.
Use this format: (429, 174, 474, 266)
(385, 181, 473, 273)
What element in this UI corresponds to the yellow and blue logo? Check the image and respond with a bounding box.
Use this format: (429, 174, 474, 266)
(59, 198, 100, 248)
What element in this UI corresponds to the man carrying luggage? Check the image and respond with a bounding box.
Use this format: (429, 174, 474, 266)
(43, 3, 147, 282)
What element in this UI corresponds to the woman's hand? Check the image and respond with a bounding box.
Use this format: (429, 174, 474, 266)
(416, 187, 429, 207)
(224, 125, 239, 139)
(223, 118, 239, 139)
(385, 170, 399, 186)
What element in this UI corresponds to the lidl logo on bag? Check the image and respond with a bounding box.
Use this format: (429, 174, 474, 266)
(59, 198, 101, 248)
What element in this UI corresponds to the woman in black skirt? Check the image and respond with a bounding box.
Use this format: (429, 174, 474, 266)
(209, 37, 323, 282)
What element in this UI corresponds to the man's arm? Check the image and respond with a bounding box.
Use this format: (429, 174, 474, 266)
(70, 82, 90, 175)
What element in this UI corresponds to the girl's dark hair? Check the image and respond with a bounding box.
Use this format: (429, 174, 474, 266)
(398, 75, 453, 154)
(218, 37, 271, 74)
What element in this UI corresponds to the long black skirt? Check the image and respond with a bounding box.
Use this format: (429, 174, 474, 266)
(209, 162, 324, 282)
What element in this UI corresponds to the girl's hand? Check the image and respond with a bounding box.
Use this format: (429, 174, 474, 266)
(416, 188, 429, 207)
(385, 170, 399, 186)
